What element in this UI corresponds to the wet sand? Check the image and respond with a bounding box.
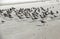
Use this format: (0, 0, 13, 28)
(0, 2, 60, 39)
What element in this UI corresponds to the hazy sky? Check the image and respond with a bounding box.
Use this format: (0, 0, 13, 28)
(0, 0, 38, 4)
(0, 0, 59, 4)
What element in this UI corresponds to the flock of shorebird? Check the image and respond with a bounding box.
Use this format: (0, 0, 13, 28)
(0, 6, 59, 24)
